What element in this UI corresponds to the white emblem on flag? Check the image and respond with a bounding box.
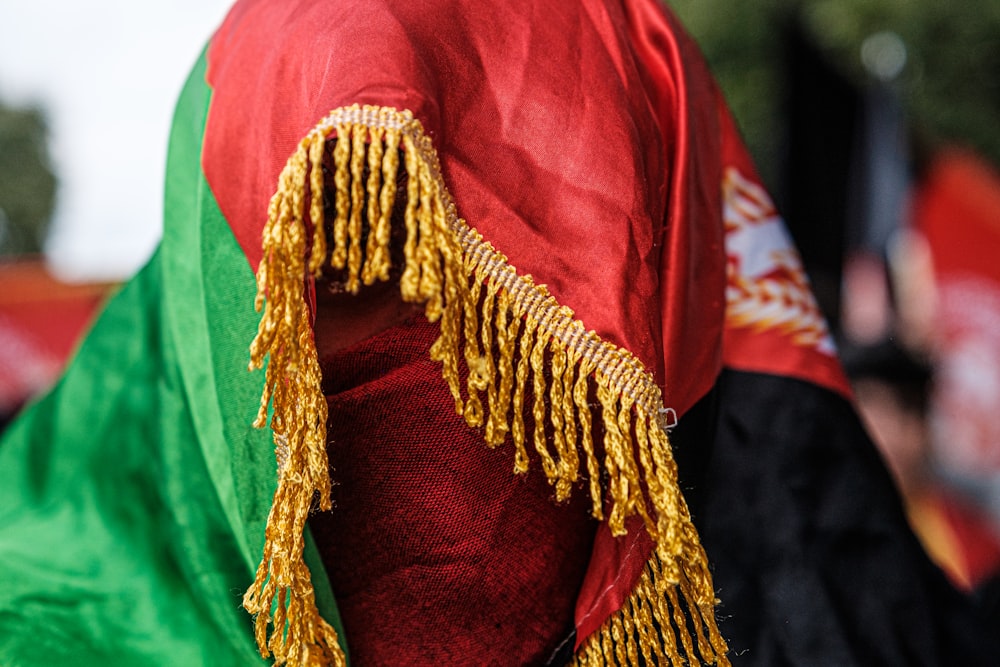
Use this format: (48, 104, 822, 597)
(723, 167, 836, 356)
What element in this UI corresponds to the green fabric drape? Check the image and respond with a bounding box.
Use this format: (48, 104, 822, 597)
(0, 49, 345, 666)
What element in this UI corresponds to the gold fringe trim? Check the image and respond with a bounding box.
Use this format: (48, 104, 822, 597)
(571, 552, 731, 666)
(247, 104, 728, 665)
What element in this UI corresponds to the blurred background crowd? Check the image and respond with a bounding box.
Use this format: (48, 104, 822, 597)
(671, 0, 1000, 607)
(1, 0, 998, 616)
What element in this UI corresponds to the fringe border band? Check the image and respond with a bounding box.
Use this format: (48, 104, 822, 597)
(244, 104, 729, 666)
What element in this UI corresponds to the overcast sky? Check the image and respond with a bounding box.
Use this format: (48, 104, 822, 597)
(0, 0, 233, 281)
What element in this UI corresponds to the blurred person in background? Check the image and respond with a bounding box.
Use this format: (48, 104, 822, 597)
(843, 337, 1000, 594)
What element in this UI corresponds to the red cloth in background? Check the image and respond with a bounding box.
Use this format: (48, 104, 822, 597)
(912, 149, 1000, 587)
(915, 150, 1000, 478)
(938, 493, 1000, 588)
(309, 316, 596, 665)
(0, 260, 110, 414)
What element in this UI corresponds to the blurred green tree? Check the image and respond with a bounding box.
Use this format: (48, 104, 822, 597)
(0, 102, 57, 256)
(668, 0, 1000, 183)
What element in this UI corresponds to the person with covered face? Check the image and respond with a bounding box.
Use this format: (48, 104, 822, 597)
(0, 1, 994, 665)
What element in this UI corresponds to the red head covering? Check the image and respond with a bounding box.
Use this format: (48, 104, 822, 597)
(203, 0, 727, 415)
(197, 0, 846, 664)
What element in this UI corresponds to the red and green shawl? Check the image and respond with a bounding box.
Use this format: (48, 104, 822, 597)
(0, 1, 851, 665)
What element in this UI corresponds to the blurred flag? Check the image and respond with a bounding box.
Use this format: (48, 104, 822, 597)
(912, 148, 1000, 586)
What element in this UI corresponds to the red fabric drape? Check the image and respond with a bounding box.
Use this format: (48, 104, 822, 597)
(202, 0, 728, 644)
(310, 316, 596, 664)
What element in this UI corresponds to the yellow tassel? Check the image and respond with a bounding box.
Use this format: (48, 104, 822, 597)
(361, 125, 385, 286)
(570, 553, 731, 666)
(461, 255, 487, 427)
(511, 309, 539, 474)
(346, 126, 366, 292)
(307, 135, 327, 276)
(484, 287, 515, 447)
(530, 311, 558, 480)
(631, 585, 663, 665)
(480, 272, 502, 437)
(556, 342, 581, 499)
(248, 104, 728, 665)
(246, 121, 343, 663)
(399, 134, 421, 301)
(573, 351, 603, 520)
(416, 155, 445, 311)
(330, 123, 350, 271)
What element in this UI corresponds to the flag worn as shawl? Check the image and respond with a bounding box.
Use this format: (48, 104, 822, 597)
(1, 0, 996, 665)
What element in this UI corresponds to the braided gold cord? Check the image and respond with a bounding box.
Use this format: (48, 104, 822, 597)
(461, 256, 487, 427)
(246, 127, 342, 666)
(511, 308, 538, 474)
(361, 125, 386, 286)
(330, 123, 350, 271)
(570, 556, 731, 666)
